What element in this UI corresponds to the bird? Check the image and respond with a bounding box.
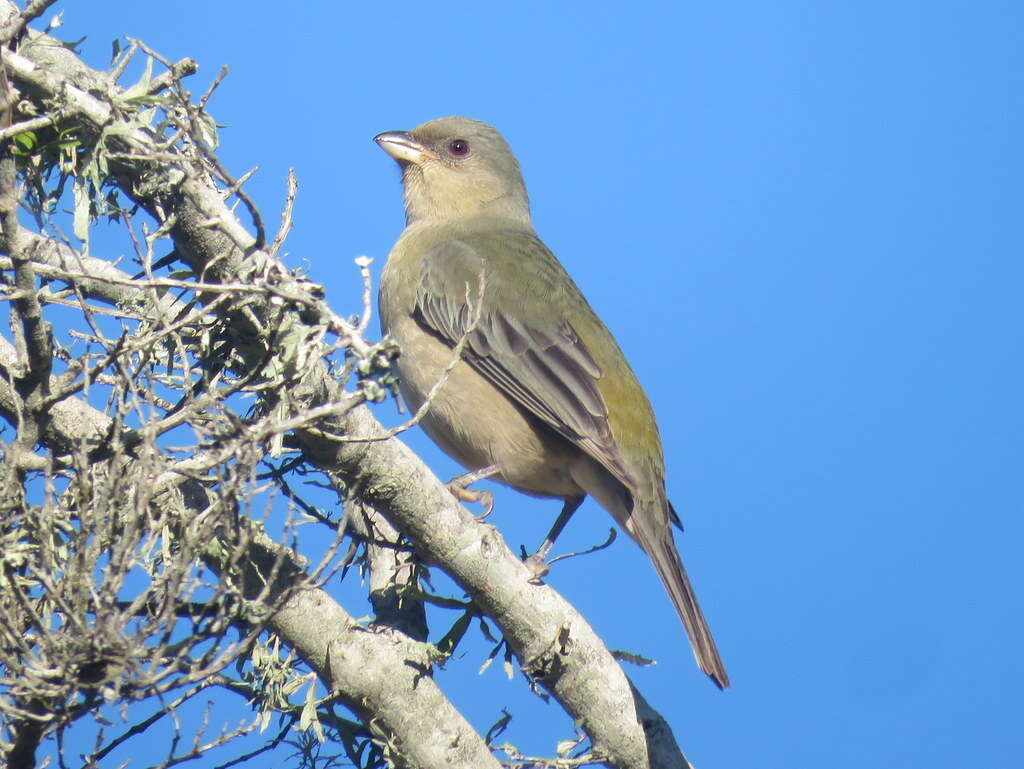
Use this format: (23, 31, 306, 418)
(374, 116, 729, 688)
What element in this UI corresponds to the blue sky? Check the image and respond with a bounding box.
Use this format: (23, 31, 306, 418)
(47, 1, 1023, 767)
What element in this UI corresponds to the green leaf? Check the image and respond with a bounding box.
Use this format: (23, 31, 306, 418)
(196, 112, 219, 149)
(298, 676, 321, 736)
(121, 56, 154, 101)
(12, 131, 36, 151)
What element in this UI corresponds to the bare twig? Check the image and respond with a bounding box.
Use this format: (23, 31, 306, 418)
(269, 169, 297, 259)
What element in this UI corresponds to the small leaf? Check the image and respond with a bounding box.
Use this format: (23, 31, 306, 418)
(478, 638, 506, 675)
(484, 709, 512, 745)
(556, 738, 580, 757)
(196, 112, 219, 149)
(12, 132, 36, 151)
(611, 649, 656, 667)
(255, 708, 271, 733)
(72, 177, 90, 244)
(436, 610, 473, 657)
(298, 676, 324, 741)
(44, 11, 63, 33)
(122, 56, 154, 101)
(279, 676, 306, 698)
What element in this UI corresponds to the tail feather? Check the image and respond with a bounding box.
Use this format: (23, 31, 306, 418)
(643, 526, 730, 689)
(567, 459, 728, 687)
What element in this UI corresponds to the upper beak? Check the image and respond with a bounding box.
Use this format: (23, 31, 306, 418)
(374, 131, 435, 165)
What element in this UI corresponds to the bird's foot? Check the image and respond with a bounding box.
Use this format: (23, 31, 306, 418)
(447, 484, 495, 519)
(446, 465, 499, 519)
(520, 542, 553, 584)
(522, 552, 550, 583)
(521, 528, 619, 584)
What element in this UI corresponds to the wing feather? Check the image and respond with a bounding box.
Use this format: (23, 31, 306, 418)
(412, 237, 633, 488)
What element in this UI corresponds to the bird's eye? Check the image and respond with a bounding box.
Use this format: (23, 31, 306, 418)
(448, 139, 470, 156)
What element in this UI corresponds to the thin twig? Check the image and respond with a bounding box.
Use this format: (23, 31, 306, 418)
(268, 169, 297, 259)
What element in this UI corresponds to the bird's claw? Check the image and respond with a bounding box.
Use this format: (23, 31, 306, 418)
(447, 484, 494, 519)
(523, 553, 550, 583)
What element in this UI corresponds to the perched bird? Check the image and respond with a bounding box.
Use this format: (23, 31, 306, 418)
(375, 117, 729, 688)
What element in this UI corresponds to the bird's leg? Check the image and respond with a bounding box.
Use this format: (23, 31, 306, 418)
(523, 495, 585, 581)
(447, 465, 500, 518)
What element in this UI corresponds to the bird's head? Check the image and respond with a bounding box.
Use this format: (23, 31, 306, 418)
(375, 116, 531, 225)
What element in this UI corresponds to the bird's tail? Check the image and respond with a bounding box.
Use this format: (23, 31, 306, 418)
(641, 523, 730, 689)
(569, 460, 729, 687)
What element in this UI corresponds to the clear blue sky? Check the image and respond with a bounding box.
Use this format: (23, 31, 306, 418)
(53, 1, 1023, 767)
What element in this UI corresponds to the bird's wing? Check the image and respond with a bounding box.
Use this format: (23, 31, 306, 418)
(413, 236, 635, 490)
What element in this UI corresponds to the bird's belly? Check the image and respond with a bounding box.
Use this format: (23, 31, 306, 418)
(392, 321, 583, 499)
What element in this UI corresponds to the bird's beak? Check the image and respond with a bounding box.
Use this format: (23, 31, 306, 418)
(374, 131, 436, 165)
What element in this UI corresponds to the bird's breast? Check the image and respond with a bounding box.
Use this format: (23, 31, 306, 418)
(382, 306, 583, 500)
